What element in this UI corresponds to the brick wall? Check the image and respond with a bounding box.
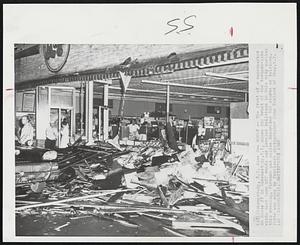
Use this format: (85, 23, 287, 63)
(15, 44, 228, 84)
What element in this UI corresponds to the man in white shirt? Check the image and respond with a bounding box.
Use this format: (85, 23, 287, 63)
(192, 122, 206, 151)
(45, 121, 58, 149)
(19, 115, 34, 146)
(128, 120, 140, 140)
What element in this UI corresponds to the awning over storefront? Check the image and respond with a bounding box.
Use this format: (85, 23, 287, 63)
(15, 44, 248, 104)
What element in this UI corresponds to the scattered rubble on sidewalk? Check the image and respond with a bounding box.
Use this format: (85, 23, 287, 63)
(15, 138, 249, 236)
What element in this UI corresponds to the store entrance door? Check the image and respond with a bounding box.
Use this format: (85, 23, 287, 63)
(50, 108, 73, 148)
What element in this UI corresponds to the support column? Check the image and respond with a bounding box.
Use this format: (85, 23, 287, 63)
(98, 106, 102, 141)
(118, 72, 132, 118)
(166, 82, 170, 123)
(85, 81, 94, 145)
(80, 82, 84, 135)
(103, 84, 109, 141)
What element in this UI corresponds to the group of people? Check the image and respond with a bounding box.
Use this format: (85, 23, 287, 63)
(45, 118, 70, 149)
(127, 119, 148, 141)
(16, 115, 70, 149)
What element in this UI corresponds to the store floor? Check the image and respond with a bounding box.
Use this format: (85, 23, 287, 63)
(16, 213, 245, 237)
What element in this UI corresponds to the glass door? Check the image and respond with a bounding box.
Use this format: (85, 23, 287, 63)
(50, 108, 73, 147)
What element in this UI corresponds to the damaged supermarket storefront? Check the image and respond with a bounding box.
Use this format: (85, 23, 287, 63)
(15, 44, 250, 237)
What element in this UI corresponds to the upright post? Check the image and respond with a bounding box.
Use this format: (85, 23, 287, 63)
(85, 81, 94, 145)
(166, 81, 170, 123)
(103, 84, 109, 141)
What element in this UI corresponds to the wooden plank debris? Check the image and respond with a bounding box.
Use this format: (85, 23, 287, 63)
(15, 139, 249, 236)
(15, 189, 139, 211)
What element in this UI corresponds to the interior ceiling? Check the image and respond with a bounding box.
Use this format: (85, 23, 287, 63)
(49, 60, 248, 105)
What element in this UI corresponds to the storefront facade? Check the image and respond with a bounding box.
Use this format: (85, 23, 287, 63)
(15, 44, 249, 147)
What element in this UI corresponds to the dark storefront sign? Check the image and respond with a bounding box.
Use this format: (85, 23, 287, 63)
(42, 44, 71, 73)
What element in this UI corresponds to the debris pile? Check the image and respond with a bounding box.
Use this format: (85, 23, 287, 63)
(16, 139, 249, 237)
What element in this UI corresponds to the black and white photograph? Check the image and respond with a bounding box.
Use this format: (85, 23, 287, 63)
(3, 3, 297, 243)
(14, 43, 250, 237)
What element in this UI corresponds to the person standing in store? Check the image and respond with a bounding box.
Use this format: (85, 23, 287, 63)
(18, 115, 34, 146)
(140, 113, 145, 125)
(45, 121, 58, 149)
(195, 141, 212, 168)
(139, 121, 148, 141)
(192, 121, 206, 151)
(128, 119, 140, 140)
(60, 118, 70, 148)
